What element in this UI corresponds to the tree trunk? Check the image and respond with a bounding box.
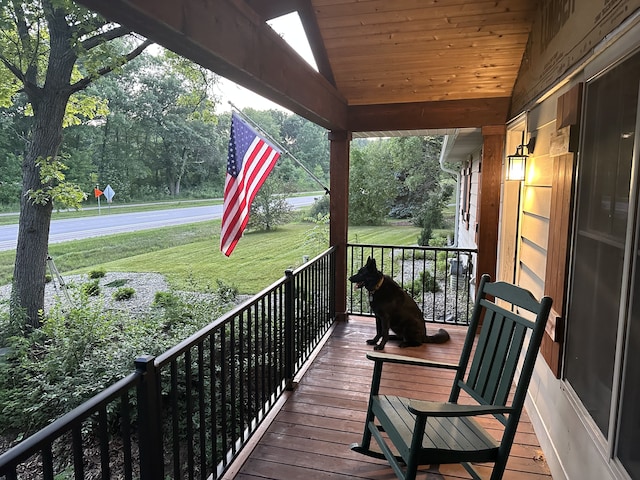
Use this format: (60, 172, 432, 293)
(10, 1, 75, 327)
(12, 93, 70, 327)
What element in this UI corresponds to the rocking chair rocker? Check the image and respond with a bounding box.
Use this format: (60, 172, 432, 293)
(351, 274, 552, 480)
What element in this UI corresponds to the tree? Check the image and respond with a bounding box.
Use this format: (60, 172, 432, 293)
(281, 115, 329, 190)
(0, 0, 151, 326)
(0, 105, 24, 205)
(348, 142, 396, 225)
(124, 51, 219, 197)
(247, 177, 292, 231)
(388, 136, 444, 218)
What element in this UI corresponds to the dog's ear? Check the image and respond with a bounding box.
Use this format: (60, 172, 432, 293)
(366, 257, 377, 269)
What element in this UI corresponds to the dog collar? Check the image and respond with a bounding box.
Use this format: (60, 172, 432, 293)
(369, 276, 384, 293)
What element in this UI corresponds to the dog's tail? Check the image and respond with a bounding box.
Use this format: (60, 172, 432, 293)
(424, 328, 450, 344)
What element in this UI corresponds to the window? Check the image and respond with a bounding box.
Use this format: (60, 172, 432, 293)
(565, 50, 640, 476)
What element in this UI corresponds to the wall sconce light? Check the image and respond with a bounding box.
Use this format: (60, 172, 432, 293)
(506, 133, 536, 181)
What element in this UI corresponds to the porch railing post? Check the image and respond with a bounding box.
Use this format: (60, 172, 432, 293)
(284, 269, 295, 390)
(330, 248, 337, 320)
(135, 355, 163, 480)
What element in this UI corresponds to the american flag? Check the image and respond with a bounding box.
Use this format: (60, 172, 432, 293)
(220, 112, 281, 256)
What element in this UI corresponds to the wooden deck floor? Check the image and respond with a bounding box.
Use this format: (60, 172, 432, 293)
(226, 316, 552, 480)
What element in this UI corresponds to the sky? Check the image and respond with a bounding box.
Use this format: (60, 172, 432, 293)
(213, 12, 317, 113)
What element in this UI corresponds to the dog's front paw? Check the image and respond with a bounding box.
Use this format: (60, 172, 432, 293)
(373, 344, 385, 350)
(366, 338, 378, 345)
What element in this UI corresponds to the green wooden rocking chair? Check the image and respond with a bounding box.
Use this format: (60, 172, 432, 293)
(351, 274, 553, 480)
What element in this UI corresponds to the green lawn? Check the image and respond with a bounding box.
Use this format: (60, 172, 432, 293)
(0, 220, 420, 293)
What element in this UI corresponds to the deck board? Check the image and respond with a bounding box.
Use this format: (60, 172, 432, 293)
(228, 316, 552, 480)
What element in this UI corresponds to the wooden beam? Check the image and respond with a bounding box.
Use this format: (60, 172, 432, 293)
(475, 125, 505, 289)
(245, 0, 297, 21)
(298, 0, 336, 86)
(75, 0, 347, 130)
(348, 97, 511, 131)
(329, 130, 351, 322)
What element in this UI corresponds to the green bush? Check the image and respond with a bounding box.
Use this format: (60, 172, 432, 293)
(409, 269, 440, 296)
(113, 287, 135, 301)
(81, 279, 100, 296)
(0, 285, 235, 437)
(153, 291, 180, 309)
(429, 235, 448, 247)
(88, 268, 106, 279)
(417, 225, 433, 246)
(307, 195, 329, 218)
(0, 297, 121, 434)
(215, 279, 238, 303)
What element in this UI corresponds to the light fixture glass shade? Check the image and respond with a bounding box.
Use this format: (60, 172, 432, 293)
(506, 155, 526, 181)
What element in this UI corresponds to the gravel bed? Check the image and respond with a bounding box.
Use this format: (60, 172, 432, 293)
(0, 272, 170, 316)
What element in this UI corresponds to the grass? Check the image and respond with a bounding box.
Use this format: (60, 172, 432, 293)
(0, 219, 420, 293)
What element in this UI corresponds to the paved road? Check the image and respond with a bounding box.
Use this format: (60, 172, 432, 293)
(0, 195, 320, 252)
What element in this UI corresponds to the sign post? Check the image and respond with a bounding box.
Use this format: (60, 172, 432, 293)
(94, 185, 103, 214)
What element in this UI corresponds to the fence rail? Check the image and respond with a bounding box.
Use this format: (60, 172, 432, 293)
(0, 247, 336, 480)
(0, 243, 473, 479)
(347, 243, 477, 325)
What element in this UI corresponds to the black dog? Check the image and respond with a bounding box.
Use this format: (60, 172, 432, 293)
(349, 257, 450, 350)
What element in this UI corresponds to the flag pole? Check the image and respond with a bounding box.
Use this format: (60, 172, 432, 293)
(228, 102, 330, 195)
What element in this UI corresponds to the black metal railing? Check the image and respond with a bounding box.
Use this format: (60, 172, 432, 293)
(0, 247, 336, 480)
(347, 244, 477, 325)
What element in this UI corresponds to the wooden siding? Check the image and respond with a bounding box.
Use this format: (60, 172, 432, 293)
(517, 138, 553, 300)
(511, 0, 640, 113)
(229, 316, 552, 480)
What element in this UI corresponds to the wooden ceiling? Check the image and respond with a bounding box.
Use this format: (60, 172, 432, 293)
(249, 0, 536, 107)
(315, 0, 534, 106)
(74, 0, 537, 132)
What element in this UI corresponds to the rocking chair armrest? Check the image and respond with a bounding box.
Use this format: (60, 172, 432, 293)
(408, 400, 515, 417)
(366, 351, 459, 371)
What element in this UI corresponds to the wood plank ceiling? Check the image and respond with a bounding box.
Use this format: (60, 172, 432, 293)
(314, 0, 534, 106)
(249, 0, 536, 104)
(74, 0, 537, 132)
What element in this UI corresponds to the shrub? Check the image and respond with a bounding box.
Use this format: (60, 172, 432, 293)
(215, 279, 238, 303)
(307, 195, 329, 218)
(88, 268, 106, 279)
(410, 249, 427, 261)
(81, 279, 100, 297)
(435, 250, 462, 277)
(429, 235, 448, 247)
(113, 287, 135, 301)
(0, 297, 120, 434)
(0, 285, 235, 437)
(303, 212, 329, 252)
(409, 269, 440, 296)
(417, 225, 433, 246)
(153, 291, 181, 309)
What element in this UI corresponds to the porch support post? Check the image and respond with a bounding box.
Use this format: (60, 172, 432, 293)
(476, 125, 505, 288)
(329, 130, 351, 322)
